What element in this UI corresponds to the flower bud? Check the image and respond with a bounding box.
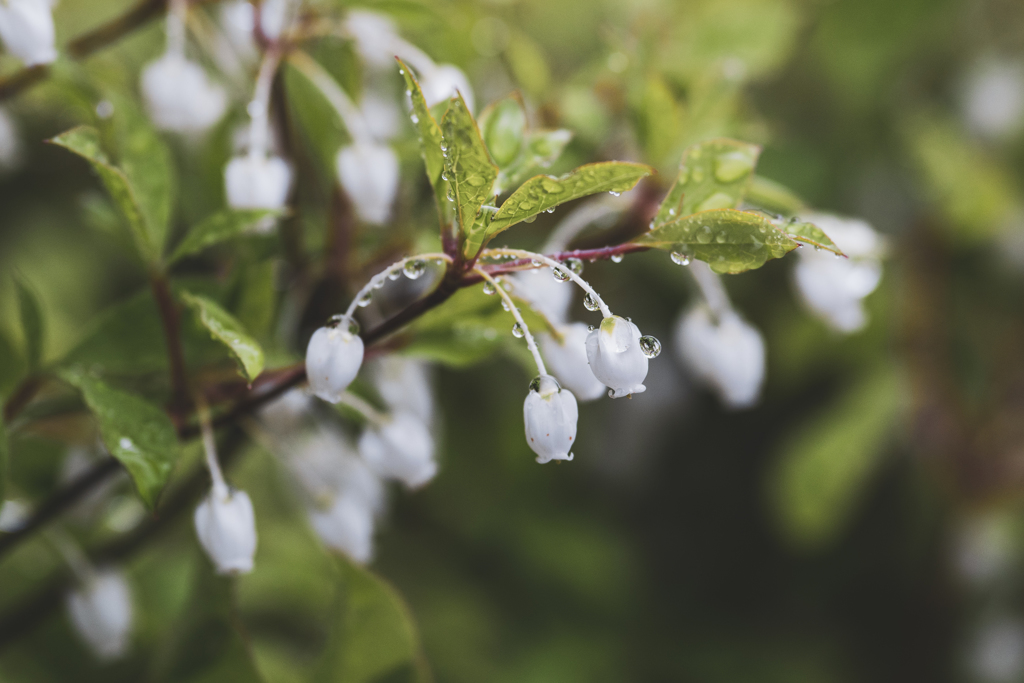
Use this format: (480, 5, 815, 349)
(193, 486, 257, 574)
(224, 154, 293, 211)
(510, 268, 573, 325)
(421, 64, 474, 112)
(585, 315, 648, 398)
(306, 323, 365, 403)
(0, 0, 57, 67)
(309, 496, 377, 564)
(675, 306, 765, 409)
(141, 53, 228, 134)
(523, 375, 578, 464)
(358, 412, 437, 489)
(66, 569, 133, 660)
(335, 142, 399, 225)
(539, 323, 606, 402)
(792, 214, 883, 333)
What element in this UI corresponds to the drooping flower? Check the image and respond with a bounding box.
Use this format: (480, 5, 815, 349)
(309, 496, 378, 564)
(370, 356, 434, 423)
(510, 268, 574, 325)
(0, 0, 57, 67)
(140, 53, 228, 134)
(421, 64, 475, 112)
(218, 0, 257, 62)
(585, 315, 648, 398)
(344, 9, 399, 68)
(792, 214, 883, 333)
(258, 0, 293, 40)
(306, 320, 365, 403)
(66, 569, 133, 660)
(224, 154, 293, 211)
(539, 323, 606, 402)
(523, 375, 578, 464)
(675, 306, 765, 409)
(335, 142, 399, 225)
(193, 485, 257, 574)
(358, 412, 436, 489)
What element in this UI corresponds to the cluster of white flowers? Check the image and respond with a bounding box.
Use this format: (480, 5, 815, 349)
(0, 0, 58, 67)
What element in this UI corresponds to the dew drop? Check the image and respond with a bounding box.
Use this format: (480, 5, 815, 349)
(512, 322, 525, 338)
(639, 335, 662, 358)
(501, 298, 511, 311)
(552, 267, 570, 282)
(587, 324, 596, 332)
(482, 281, 496, 295)
(410, 113, 419, 124)
(446, 186, 455, 202)
(565, 257, 584, 275)
(715, 232, 727, 244)
(670, 251, 691, 266)
(545, 207, 555, 214)
(610, 253, 624, 263)
(529, 375, 542, 392)
(403, 259, 427, 279)
(713, 151, 755, 183)
(372, 280, 385, 290)
(608, 191, 621, 197)
(540, 178, 564, 193)
(357, 292, 373, 307)
(530, 259, 543, 267)
(696, 226, 713, 244)
(584, 293, 600, 311)
(388, 270, 402, 281)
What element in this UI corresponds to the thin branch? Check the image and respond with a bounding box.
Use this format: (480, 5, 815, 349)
(150, 272, 191, 415)
(2, 375, 43, 423)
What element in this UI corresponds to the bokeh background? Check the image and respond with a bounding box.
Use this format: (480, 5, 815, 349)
(2, 0, 1024, 681)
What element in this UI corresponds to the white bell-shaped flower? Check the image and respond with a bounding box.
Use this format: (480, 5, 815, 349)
(345, 10, 399, 68)
(66, 569, 133, 660)
(0, 0, 57, 67)
(970, 618, 1024, 683)
(421, 64, 474, 112)
(259, 0, 292, 40)
(288, 427, 384, 510)
(360, 89, 402, 141)
(792, 214, 883, 333)
(675, 306, 765, 409)
(193, 484, 257, 574)
(539, 323, 606, 402)
(258, 387, 312, 435)
(309, 496, 378, 564)
(140, 53, 228, 134)
(306, 321, 365, 403)
(585, 315, 648, 398)
(371, 356, 434, 423)
(335, 142, 399, 225)
(358, 412, 436, 489)
(219, 0, 257, 61)
(224, 154, 293, 211)
(523, 375, 578, 464)
(510, 268, 574, 325)
(0, 106, 22, 172)
(962, 59, 1024, 140)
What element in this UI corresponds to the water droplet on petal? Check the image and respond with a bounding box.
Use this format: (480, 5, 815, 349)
(584, 293, 600, 311)
(403, 259, 427, 279)
(512, 322, 525, 338)
(587, 324, 596, 332)
(639, 335, 662, 358)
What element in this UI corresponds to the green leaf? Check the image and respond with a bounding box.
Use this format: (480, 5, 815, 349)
(234, 260, 277, 338)
(59, 369, 179, 509)
(479, 95, 527, 168)
(441, 93, 499, 257)
(634, 208, 799, 274)
(769, 367, 903, 549)
(315, 557, 428, 683)
(654, 138, 761, 228)
(397, 58, 452, 226)
(49, 126, 165, 263)
(170, 209, 278, 264)
(486, 161, 654, 241)
(158, 559, 266, 683)
(495, 128, 574, 194)
(14, 276, 44, 372)
(783, 220, 845, 257)
(0, 412, 8, 504)
(181, 292, 265, 382)
(744, 175, 807, 217)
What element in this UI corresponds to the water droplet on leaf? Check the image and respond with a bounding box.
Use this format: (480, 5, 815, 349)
(670, 251, 690, 266)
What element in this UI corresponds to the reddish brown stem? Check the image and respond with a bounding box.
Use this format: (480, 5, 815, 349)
(149, 272, 191, 415)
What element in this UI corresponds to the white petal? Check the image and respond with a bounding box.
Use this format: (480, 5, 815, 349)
(336, 142, 399, 225)
(359, 412, 437, 489)
(66, 570, 133, 660)
(287, 427, 384, 512)
(141, 54, 227, 134)
(194, 488, 257, 574)
(675, 306, 765, 409)
(0, 0, 57, 66)
(370, 356, 434, 423)
(309, 496, 377, 563)
(224, 154, 293, 211)
(345, 10, 399, 68)
(421, 64, 474, 112)
(539, 324, 606, 402)
(305, 326, 365, 403)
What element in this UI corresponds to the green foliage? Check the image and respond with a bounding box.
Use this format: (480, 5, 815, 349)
(180, 292, 265, 383)
(315, 557, 428, 683)
(440, 93, 499, 257)
(398, 58, 451, 225)
(635, 209, 799, 274)
(479, 96, 528, 168)
(745, 175, 807, 217)
(14, 276, 44, 372)
(486, 162, 653, 238)
(495, 128, 574, 194)
(654, 138, 760, 227)
(769, 367, 904, 549)
(170, 210, 278, 264)
(0, 413, 7, 504)
(782, 220, 844, 256)
(59, 368, 180, 509)
(49, 123, 173, 265)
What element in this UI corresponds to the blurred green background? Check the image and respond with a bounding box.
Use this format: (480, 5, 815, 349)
(2, 0, 1024, 681)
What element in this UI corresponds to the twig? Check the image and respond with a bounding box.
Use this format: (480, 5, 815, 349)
(150, 272, 191, 415)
